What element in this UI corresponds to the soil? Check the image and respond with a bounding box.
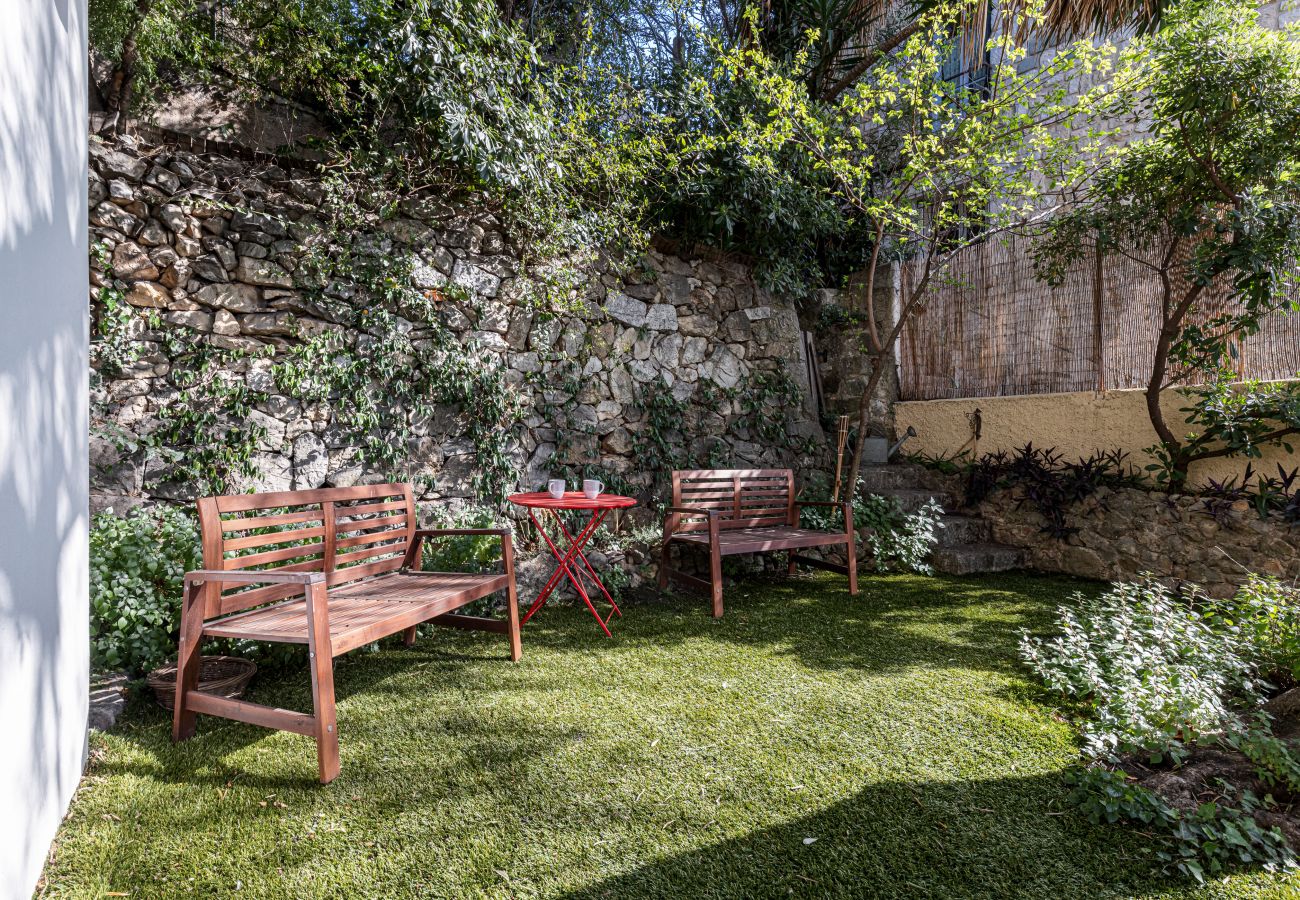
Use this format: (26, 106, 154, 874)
(1120, 686, 1300, 848)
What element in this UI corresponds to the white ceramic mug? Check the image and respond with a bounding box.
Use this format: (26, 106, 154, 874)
(582, 478, 604, 499)
(547, 479, 566, 499)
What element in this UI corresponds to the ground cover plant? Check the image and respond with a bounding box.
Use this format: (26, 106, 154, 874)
(1023, 575, 1300, 883)
(910, 444, 1300, 535)
(44, 572, 1300, 898)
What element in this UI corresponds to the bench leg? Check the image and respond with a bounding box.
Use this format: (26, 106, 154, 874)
(401, 626, 417, 647)
(506, 575, 522, 662)
(787, 551, 798, 576)
(172, 581, 205, 742)
(657, 539, 671, 589)
(305, 582, 340, 784)
(501, 531, 522, 662)
(846, 535, 859, 595)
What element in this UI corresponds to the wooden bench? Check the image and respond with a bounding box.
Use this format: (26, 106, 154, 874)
(657, 468, 857, 617)
(172, 483, 520, 783)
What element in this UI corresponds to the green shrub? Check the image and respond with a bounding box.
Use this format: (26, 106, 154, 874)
(1028, 575, 1300, 881)
(1068, 767, 1294, 883)
(1020, 579, 1262, 761)
(1208, 575, 1300, 685)
(90, 505, 202, 675)
(801, 488, 943, 575)
(420, 504, 507, 574)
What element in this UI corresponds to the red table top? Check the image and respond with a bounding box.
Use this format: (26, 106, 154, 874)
(508, 491, 637, 511)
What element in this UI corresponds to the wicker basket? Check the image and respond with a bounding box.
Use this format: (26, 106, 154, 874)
(147, 655, 257, 711)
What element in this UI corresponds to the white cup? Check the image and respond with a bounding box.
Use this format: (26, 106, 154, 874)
(582, 478, 604, 499)
(547, 479, 566, 499)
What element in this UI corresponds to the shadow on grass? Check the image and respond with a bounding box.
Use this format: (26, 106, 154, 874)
(527, 570, 1105, 679)
(101, 571, 1099, 792)
(558, 770, 1172, 900)
(101, 638, 536, 790)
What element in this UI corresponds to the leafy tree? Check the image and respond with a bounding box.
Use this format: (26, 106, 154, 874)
(690, 0, 1117, 492)
(1035, 0, 1300, 488)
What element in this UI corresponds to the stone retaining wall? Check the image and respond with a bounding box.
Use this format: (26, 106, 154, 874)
(947, 475, 1300, 594)
(88, 131, 826, 528)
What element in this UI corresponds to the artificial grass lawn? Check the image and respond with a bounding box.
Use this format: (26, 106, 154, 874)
(41, 573, 1300, 899)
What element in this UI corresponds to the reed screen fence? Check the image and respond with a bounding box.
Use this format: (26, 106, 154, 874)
(897, 236, 1300, 400)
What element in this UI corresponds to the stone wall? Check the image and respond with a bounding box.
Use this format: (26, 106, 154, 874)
(813, 263, 901, 439)
(928, 470, 1300, 595)
(88, 131, 826, 527)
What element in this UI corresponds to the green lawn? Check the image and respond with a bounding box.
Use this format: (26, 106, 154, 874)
(40, 573, 1300, 899)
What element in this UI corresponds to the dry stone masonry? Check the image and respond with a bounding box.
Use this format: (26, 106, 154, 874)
(88, 132, 825, 521)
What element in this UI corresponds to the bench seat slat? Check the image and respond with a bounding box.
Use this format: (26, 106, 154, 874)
(203, 571, 510, 656)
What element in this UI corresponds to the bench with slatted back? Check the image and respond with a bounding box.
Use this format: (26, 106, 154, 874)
(657, 469, 857, 617)
(172, 483, 520, 783)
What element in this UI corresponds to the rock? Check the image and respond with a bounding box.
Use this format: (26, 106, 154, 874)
(609, 366, 635, 403)
(240, 452, 292, 493)
(232, 209, 287, 237)
(700, 347, 743, 389)
(237, 257, 293, 287)
(111, 241, 158, 281)
(525, 442, 557, 491)
(660, 273, 693, 304)
(91, 146, 148, 180)
(137, 220, 169, 247)
(240, 312, 297, 336)
(678, 315, 718, 338)
(451, 260, 501, 298)
(602, 427, 633, 455)
(191, 254, 229, 282)
(412, 263, 447, 290)
(293, 432, 328, 489)
(88, 672, 128, 732)
(209, 334, 267, 353)
(126, 282, 170, 308)
(629, 359, 658, 382)
(146, 166, 180, 194)
(212, 309, 240, 335)
(605, 291, 648, 327)
(90, 201, 138, 233)
(163, 310, 213, 331)
(681, 336, 708, 365)
(195, 282, 260, 311)
(653, 333, 682, 368)
(159, 261, 190, 290)
(174, 234, 201, 257)
(646, 304, 679, 332)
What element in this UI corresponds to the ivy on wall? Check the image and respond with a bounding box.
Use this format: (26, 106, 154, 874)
(92, 178, 533, 503)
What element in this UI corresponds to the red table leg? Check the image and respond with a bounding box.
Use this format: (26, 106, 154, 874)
(554, 514, 623, 620)
(522, 507, 620, 636)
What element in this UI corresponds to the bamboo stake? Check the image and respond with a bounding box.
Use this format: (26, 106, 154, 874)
(831, 415, 850, 503)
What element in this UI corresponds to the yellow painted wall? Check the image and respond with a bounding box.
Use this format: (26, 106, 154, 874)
(894, 385, 1299, 486)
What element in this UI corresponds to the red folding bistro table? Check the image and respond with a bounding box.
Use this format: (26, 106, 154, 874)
(508, 491, 637, 636)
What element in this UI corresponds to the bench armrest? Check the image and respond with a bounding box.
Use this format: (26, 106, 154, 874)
(405, 528, 516, 579)
(184, 569, 326, 586)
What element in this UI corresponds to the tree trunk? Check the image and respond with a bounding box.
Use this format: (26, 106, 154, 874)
(101, 0, 152, 132)
(842, 353, 888, 503)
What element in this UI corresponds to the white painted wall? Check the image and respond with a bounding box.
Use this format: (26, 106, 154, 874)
(0, 0, 90, 896)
